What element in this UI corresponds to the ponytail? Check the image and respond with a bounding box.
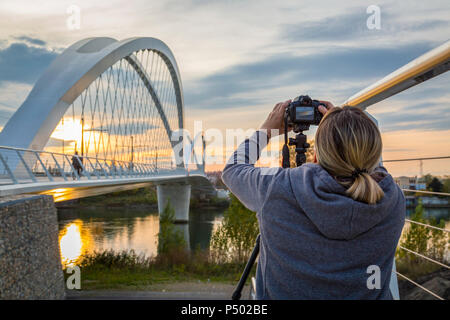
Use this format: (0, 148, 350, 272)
(315, 106, 384, 205)
(346, 172, 384, 205)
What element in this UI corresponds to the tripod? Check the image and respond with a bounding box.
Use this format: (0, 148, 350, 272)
(286, 131, 310, 168)
(232, 126, 310, 300)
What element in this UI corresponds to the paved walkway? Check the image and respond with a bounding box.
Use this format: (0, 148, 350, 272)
(66, 282, 252, 300)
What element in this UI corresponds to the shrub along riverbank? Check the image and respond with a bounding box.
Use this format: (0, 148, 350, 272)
(57, 186, 229, 210)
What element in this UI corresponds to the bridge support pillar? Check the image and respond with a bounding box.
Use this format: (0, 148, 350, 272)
(156, 183, 191, 222)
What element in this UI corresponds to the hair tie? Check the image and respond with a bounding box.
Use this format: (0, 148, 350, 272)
(351, 168, 368, 179)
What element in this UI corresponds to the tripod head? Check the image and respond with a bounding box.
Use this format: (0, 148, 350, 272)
(289, 131, 310, 167)
(282, 118, 310, 168)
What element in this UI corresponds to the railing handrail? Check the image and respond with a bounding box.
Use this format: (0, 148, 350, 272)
(402, 189, 450, 197)
(396, 272, 444, 300)
(343, 40, 450, 109)
(405, 219, 449, 233)
(398, 245, 450, 270)
(384, 156, 450, 162)
(0, 144, 156, 167)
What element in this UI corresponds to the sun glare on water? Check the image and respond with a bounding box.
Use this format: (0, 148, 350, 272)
(59, 220, 92, 267)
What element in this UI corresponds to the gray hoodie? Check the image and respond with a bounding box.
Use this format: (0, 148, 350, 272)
(222, 131, 405, 300)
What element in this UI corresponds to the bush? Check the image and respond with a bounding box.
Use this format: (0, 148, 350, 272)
(157, 201, 186, 256)
(396, 200, 448, 278)
(79, 249, 151, 270)
(210, 194, 259, 263)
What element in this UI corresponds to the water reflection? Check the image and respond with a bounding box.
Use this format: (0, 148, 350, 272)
(57, 207, 225, 267)
(58, 219, 94, 267)
(406, 207, 450, 221)
(59, 223, 82, 266)
(58, 206, 448, 267)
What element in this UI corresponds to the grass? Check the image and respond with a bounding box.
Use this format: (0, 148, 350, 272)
(78, 187, 158, 206)
(77, 186, 230, 209)
(66, 249, 252, 290)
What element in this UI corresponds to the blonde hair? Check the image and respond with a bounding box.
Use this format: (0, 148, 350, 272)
(315, 106, 384, 204)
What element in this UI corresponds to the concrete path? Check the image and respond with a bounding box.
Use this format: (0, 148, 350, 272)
(65, 282, 252, 300)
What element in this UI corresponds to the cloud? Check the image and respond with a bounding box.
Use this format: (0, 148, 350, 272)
(185, 42, 433, 109)
(376, 101, 450, 132)
(13, 36, 47, 46)
(0, 106, 13, 126)
(281, 9, 449, 43)
(0, 42, 57, 85)
(45, 137, 74, 147)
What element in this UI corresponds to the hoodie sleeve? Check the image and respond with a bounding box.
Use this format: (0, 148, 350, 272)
(221, 130, 282, 213)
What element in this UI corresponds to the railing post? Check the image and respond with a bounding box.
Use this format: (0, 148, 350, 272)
(96, 158, 109, 179)
(136, 163, 144, 176)
(103, 162, 114, 178)
(34, 151, 54, 182)
(85, 157, 100, 179)
(50, 153, 67, 181)
(117, 163, 124, 179)
(0, 153, 18, 184)
(16, 150, 37, 183)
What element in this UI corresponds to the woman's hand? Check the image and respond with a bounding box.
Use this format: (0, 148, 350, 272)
(318, 100, 335, 116)
(260, 100, 291, 139)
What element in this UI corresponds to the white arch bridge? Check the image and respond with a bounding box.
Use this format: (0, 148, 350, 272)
(0, 37, 213, 221)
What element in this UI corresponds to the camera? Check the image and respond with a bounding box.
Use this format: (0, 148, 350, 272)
(282, 95, 325, 168)
(285, 95, 325, 132)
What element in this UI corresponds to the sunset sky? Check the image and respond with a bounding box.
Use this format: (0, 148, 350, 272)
(0, 0, 449, 176)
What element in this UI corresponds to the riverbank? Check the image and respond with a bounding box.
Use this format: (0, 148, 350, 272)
(68, 248, 449, 300)
(56, 186, 229, 211)
(65, 249, 253, 291)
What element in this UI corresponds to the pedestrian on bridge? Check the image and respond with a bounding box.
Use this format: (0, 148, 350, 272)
(71, 151, 83, 179)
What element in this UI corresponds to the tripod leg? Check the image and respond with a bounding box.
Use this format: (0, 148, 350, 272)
(232, 234, 261, 300)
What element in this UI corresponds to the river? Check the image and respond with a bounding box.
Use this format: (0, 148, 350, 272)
(57, 206, 226, 267)
(57, 206, 449, 268)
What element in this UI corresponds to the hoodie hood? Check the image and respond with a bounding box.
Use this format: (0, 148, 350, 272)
(288, 163, 402, 240)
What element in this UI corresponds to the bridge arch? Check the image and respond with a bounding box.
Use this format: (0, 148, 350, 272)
(0, 37, 184, 168)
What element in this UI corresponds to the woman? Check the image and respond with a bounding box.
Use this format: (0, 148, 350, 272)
(221, 100, 405, 299)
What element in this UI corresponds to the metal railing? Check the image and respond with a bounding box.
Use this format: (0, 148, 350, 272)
(396, 189, 450, 300)
(0, 145, 204, 185)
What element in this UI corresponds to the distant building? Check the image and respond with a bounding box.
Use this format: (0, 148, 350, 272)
(406, 196, 449, 208)
(394, 176, 426, 190)
(415, 183, 427, 190)
(216, 189, 230, 199)
(421, 197, 449, 206)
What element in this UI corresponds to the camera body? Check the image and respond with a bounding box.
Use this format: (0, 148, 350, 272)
(285, 95, 325, 132)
